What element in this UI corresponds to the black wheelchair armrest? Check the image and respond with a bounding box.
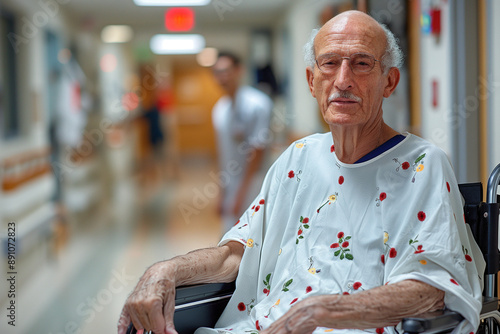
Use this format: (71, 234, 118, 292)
(127, 283, 466, 334)
(402, 309, 464, 334)
(173, 282, 235, 333)
(126, 281, 235, 334)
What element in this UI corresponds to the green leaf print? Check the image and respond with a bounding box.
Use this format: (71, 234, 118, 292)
(414, 153, 426, 164)
(282, 279, 293, 292)
(264, 273, 271, 286)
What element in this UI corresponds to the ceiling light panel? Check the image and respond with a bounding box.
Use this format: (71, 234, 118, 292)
(101, 25, 134, 43)
(150, 34, 205, 54)
(134, 0, 210, 6)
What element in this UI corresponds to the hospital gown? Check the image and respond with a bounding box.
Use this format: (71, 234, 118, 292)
(195, 132, 484, 334)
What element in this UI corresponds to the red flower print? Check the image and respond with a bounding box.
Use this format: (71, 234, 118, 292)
(306, 286, 312, 293)
(256, 320, 261, 330)
(251, 205, 255, 210)
(402, 162, 410, 170)
(259, 199, 265, 205)
(296, 216, 310, 244)
(389, 248, 397, 258)
(417, 211, 426, 221)
(255, 205, 260, 212)
(288, 170, 295, 178)
(263, 288, 269, 295)
(464, 247, 473, 262)
(414, 245, 425, 254)
(343, 291, 350, 295)
(379, 192, 387, 201)
(331, 145, 335, 152)
(338, 176, 344, 185)
(237, 302, 246, 311)
(353, 282, 362, 290)
(234, 220, 240, 226)
(446, 182, 451, 192)
(332, 232, 353, 260)
(450, 279, 459, 286)
(290, 298, 298, 305)
(376, 328, 385, 334)
(381, 254, 385, 264)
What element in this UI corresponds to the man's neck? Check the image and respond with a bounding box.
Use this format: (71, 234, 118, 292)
(330, 121, 399, 164)
(227, 86, 239, 100)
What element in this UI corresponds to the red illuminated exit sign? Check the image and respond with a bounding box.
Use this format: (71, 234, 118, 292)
(165, 7, 195, 32)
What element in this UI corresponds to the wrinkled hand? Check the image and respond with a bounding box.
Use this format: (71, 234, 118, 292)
(118, 262, 178, 334)
(261, 298, 319, 334)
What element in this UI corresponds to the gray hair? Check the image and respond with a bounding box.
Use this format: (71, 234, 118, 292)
(303, 23, 404, 74)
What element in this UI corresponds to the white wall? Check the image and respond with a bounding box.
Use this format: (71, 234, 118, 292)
(419, 1, 453, 157)
(284, 0, 326, 138)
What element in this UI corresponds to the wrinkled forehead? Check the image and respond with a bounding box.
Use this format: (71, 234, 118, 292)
(315, 15, 385, 57)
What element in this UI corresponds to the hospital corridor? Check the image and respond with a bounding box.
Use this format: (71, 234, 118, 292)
(2, 0, 500, 333)
(11, 155, 226, 334)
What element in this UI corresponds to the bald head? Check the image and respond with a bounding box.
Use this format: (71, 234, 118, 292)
(324, 10, 385, 37)
(303, 10, 403, 73)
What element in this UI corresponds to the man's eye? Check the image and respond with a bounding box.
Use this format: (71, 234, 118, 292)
(352, 56, 373, 67)
(323, 59, 339, 66)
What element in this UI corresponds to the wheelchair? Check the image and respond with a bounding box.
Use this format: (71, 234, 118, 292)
(127, 163, 500, 334)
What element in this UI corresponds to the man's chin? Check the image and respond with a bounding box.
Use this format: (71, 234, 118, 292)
(323, 113, 360, 127)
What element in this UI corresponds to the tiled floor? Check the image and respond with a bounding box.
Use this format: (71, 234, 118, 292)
(3, 155, 225, 334)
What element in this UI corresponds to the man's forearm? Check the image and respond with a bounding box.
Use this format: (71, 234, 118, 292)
(317, 280, 445, 329)
(118, 242, 243, 334)
(263, 280, 444, 333)
(166, 241, 244, 286)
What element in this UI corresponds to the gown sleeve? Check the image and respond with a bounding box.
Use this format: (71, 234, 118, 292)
(382, 146, 485, 333)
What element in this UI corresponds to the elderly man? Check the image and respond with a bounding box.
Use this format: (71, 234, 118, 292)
(118, 10, 483, 334)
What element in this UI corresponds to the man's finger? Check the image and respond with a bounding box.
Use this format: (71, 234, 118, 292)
(128, 303, 147, 333)
(147, 304, 167, 334)
(117, 309, 132, 334)
(163, 288, 178, 334)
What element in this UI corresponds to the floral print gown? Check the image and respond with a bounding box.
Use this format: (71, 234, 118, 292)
(194, 133, 484, 334)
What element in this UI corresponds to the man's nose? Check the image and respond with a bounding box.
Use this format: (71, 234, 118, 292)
(334, 59, 354, 91)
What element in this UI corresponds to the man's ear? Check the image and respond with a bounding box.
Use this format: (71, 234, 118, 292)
(306, 66, 316, 98)
(383, 67, 400, 98)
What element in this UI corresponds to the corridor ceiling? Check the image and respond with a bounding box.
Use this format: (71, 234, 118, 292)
(63, 0, 292, 33)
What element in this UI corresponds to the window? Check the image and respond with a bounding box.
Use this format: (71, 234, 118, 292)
(0, 10, 19, 139)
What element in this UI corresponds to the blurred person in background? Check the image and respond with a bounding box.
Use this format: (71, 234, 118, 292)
(134, 65, 167, 190)
(211, 51, 273, 233)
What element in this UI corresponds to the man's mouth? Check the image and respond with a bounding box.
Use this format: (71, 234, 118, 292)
(331, 98, 357, 104)
(328, 92, 362, 104)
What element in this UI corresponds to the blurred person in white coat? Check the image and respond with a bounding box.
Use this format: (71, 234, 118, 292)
(211, 51, 273, 233)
